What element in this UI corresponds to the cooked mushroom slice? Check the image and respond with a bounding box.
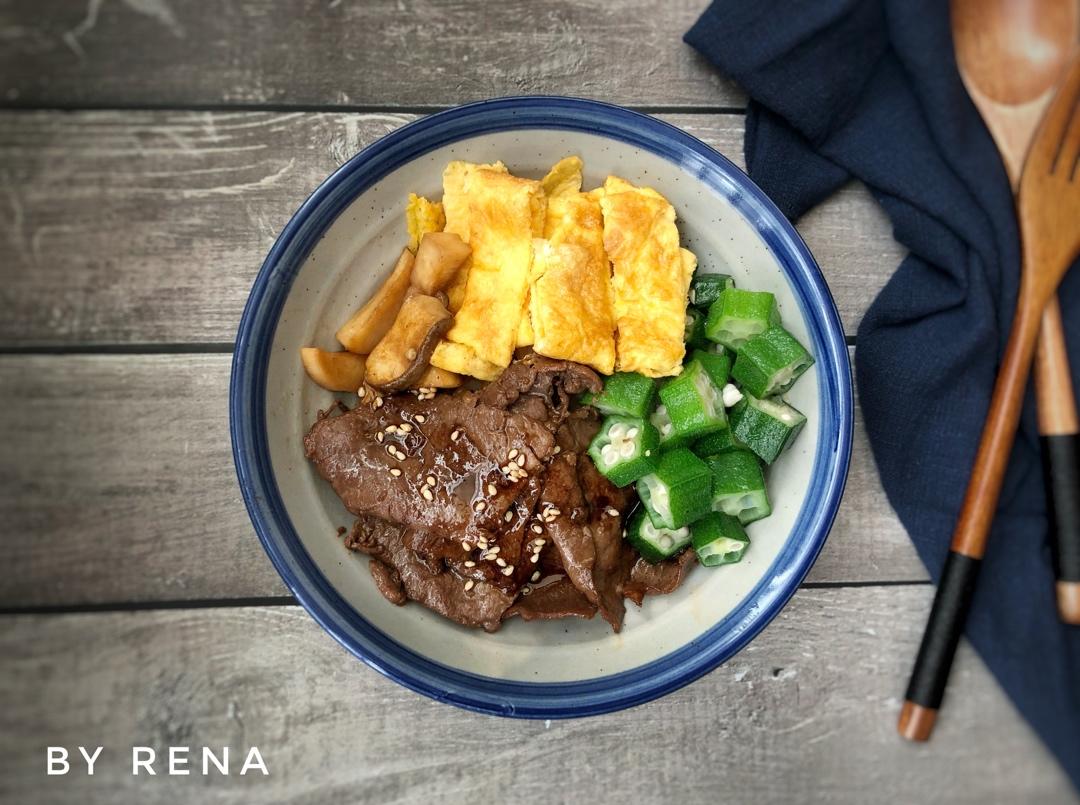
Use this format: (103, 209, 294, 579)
(365, 294, 454, 390)
(299, 348, 367, 392)
(411, 232, 471, 294)
(336, 248, 415, 354)
(410, 364, 463, 389)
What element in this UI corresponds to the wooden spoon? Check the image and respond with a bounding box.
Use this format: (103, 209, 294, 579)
(952, 0, 1080, 623)
(900, 56, 1080, 743)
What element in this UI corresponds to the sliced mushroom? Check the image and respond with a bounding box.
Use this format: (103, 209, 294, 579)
(299, 348, 367, 392)
(365, 294, 454, 390)
(336, 248, 414, 354)
(411, 232, 471, 294)
(410, 364, 463, 389)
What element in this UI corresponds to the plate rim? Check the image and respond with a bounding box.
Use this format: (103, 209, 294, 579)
(230, 95, 854, 718)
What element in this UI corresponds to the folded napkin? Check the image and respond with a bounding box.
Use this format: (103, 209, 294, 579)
(686, 0, 1080, 787)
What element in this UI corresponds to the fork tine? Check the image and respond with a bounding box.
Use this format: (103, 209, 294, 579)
(1030, 57, 1080, 175)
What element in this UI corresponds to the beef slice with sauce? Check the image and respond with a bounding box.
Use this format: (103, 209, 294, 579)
(304, 389, 555, 540)
(623, 548, 698, 607)
(540, 453, 638, 631)
(346, 515, 515, 632)
(504, 577, 597, 622)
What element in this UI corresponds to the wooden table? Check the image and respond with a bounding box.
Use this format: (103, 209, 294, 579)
(0, 2, 1073, 802)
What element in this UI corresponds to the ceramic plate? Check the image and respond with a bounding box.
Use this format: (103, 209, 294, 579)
(231, 97, 853, 717)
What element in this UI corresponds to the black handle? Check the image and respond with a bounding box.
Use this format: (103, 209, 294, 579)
(1041, 434, 1080, 621)
(904, 551, 982, 712)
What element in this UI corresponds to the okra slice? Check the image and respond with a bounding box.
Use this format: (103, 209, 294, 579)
(684, 308, 710, 350)
(650, 404, 692, 449)
(693, 428, 746, 458)
(705, 288, 781, 350)
(636, 448, 714, 529)
(707, 450, 771, 524)
(689, 274, 736, 310)
(658, 360, 727, 442)
(729, 393, 807, 465)
(731, 325, 815, 397)
(625, 507, 692, 564)
(582, 372, 657, 419)
(691, 349, 731, 388)
(587, 415, 660, 487)
(691, 512, 750, 566)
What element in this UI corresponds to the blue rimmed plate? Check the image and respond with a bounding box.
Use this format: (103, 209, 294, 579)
(230, 96, 852, 718)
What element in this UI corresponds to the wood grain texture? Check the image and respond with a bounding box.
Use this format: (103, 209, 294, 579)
(0, 350, 913, 609)
(0, 0, 741, 109)
(0, 589, 1071, 804)
(0, 110, 901, 347)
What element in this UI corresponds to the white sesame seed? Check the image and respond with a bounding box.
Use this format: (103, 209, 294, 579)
(645, 449, 652, 457)
(461, 540, 472, 551)
(553, 445, 561, 454)
(400, 423, 413, 433)
(464, 580, 475, 591)
(415, 414, 426, 424)
(385, 446, 396, 457)
(385, 425, 398, 434)
(426, 475, 436, 487)
(477, 539, 489, 550)
(521, 585, 532, 595)
(374, 397, 384, 409)
(421, 487, 434, 501)
(484, 552, 497, 561)
(464, 560, 476, 568)
(531, 571, 541, 582)
(376, 432, 384, 443)
(606, 507, 619, 517)
(496, 557, 507, 567)
(451, 429, 461, 442)
(515, 455, 526, 467)
(501, 566, 514, 576)
(530, 553, 540, 563)
(487, 483, 497, 496)
(489, 546, 500, 554)
(504, 511, 513, 523)
(531, 525, 543, 534)
(420, 387, 435, 394)
(357, 386, 366, 398)
(474, 500, 487, 513)
(389, 468, 402, 477)
(395, 448, 407, 460)
(508, 449, 519, 460)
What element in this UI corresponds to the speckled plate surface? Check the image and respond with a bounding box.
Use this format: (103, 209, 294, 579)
(230, 97, 853, 717)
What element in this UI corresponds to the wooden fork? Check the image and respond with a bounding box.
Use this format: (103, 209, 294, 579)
(899, 56, 1080, 742)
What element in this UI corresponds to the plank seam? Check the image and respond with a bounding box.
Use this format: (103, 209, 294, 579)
(0, 580, 928, 616)
(0, 102, 750, 116)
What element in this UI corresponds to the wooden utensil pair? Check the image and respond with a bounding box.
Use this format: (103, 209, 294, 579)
(898, 2, 1080, 741)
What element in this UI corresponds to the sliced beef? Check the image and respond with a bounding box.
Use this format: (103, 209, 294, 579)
(368, 558, 407, 606)
(504, 577, 597, 622)
(478, 355, 601, 431)
(623, 549, 698, 606)
(345, 516, 514, 632)
(540, 453, 637, 631)
(305, 388, 555, 540)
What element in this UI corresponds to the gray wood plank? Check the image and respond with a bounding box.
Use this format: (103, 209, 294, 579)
(0, 351, 916, 609)
(0, 110, 901, 347)
(0, 589, 1071, 804)
(0, 0, 741, 110)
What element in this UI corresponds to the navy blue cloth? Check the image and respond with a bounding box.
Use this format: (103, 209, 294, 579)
(687, 0, 1080, 788)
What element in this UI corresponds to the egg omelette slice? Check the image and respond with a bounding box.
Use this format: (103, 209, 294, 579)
(440, 167, 547, 369)
(514, 156, 586, 349)
(529, 181, 617, 374)
(441, 160, 508, 312)
(405, 193, 445, 252)
(601, 176, 695, 377)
